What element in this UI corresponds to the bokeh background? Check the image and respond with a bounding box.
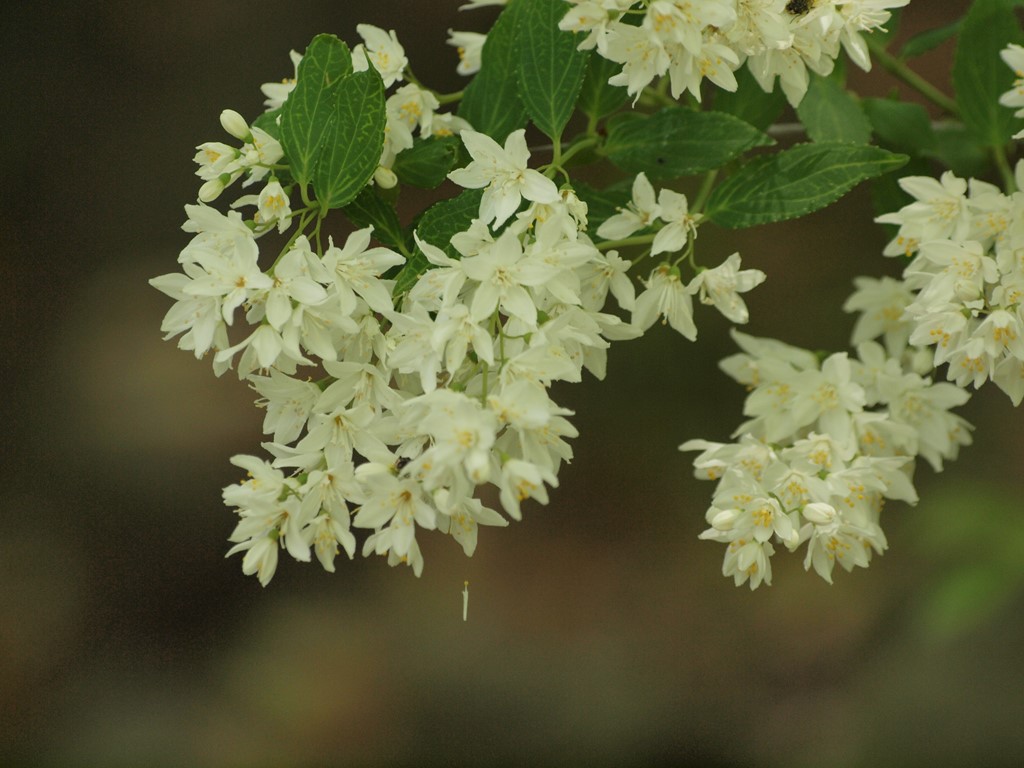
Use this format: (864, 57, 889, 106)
(5, 1, 1024, 765)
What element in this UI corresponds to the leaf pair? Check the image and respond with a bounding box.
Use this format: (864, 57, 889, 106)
(459, 0, 590, 143)
(279, 34, 386, 210)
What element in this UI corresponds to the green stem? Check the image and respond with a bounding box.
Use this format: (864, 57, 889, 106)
(867, 38, 961, 117)
(269, 208, 315, 272)
(550, 133, 563, 170)
(395, 237, 413, 259)
(558, 135, 600, 168)
(435, 89, 464, 106)
(691, 170, 719, 215)
(994, 143, 1017, 193)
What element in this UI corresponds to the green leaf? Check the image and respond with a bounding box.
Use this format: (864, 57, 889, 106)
(279, 34, 353, 186)
(952, 0, 1024, 147)
(414, 188, 484, 258)
(862, 98, 936, 155)
(392, 135, 462, 189)
(705, 143, 909, 228)
(899, 18, 963, 60)
(796, 73, 872, 145)
(712, 67, 786, 131)
(931, 122, 990, 177)
(517, 0, 591, 140)
(602, 107, 773, 179)
(458, 0, 529, 143)
(312, 67, 386, 210)
(578, 52, 628, 120)
(395, 189, 484, 296)
(342, 186, 405, 250)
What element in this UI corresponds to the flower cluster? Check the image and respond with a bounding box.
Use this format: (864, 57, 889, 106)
(840, 48, 1024, 407)
(559, 0, 908, 105)
(863, 162, 1024, 405)
(597, 171, 765, 336)
(683, 329, 972, 588)
(153, 38, 767, 583)
(155, 0, 1023, 596)
(682, 37, 1024, 590)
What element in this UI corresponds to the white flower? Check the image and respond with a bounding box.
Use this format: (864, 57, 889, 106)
(909, 240, 998, 308)
(322, 228, 405, 315)
(432, 303, 495, 375)
(461, 228, 550, 326)
(666, 39, 740, 101)
(578, 250, 636, 312)
(448, 129, 560, 226)
(319, 360, 405, 413)
(645, 0, 736, 53)
(434, 491, 508, 557)
(836, 0, 909, 72)
(993, 355, 1024, 405)
(596, 172, 660, 241)
(261, 49, 302, 110)
(497, 458, 557, 521)
(652, 188, 699, 255)
(310, 511, 357, 572)
(447, 30, 486, 75)
(387, 83, 440, 140)
(681, 434, 778, 483)
(721, 538, 775, 589)
(257, 180, 292, 232)
(1000, 43, 1024, 116)
(559, 1, 633, 53)
(231, 535, 280, 587)
(182, 234, 271, 324)
(876, 172, 971, 249)
(224, 455, 315, 584)
(385, 301, 444, 393)
(149, 269, 226, 361)
(300, 400, 389, 464)
(354, 24, 408, 87)
(689, 252, 765, 323)
(724, 0, 792, 57)
(353, 461, 437, 559)
(633, 264, 698, 339)
(489, 379, 577, 471)
(404, 389, 499, 487)
(604, 24, 670, 102)
(800, 505, 886, 584)
(843, 275, 914, 356)
(263, 239, 329, 331)
(250, 369, 321, 444)
(788, 352, 866, 447)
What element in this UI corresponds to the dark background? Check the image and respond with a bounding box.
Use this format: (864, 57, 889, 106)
(5, 2, 1024, 765)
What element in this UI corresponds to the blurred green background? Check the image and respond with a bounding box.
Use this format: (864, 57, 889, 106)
(5, 1, 1024, 765)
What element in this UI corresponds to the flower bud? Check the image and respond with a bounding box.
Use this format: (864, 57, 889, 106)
(464, 451, 491, 484)
(709, 508, 739, 531)
(374, 166, 398, 189)
(198, 178, 225, 202)
(802, 502, 836, 525)
(220, 109, 252, 142)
